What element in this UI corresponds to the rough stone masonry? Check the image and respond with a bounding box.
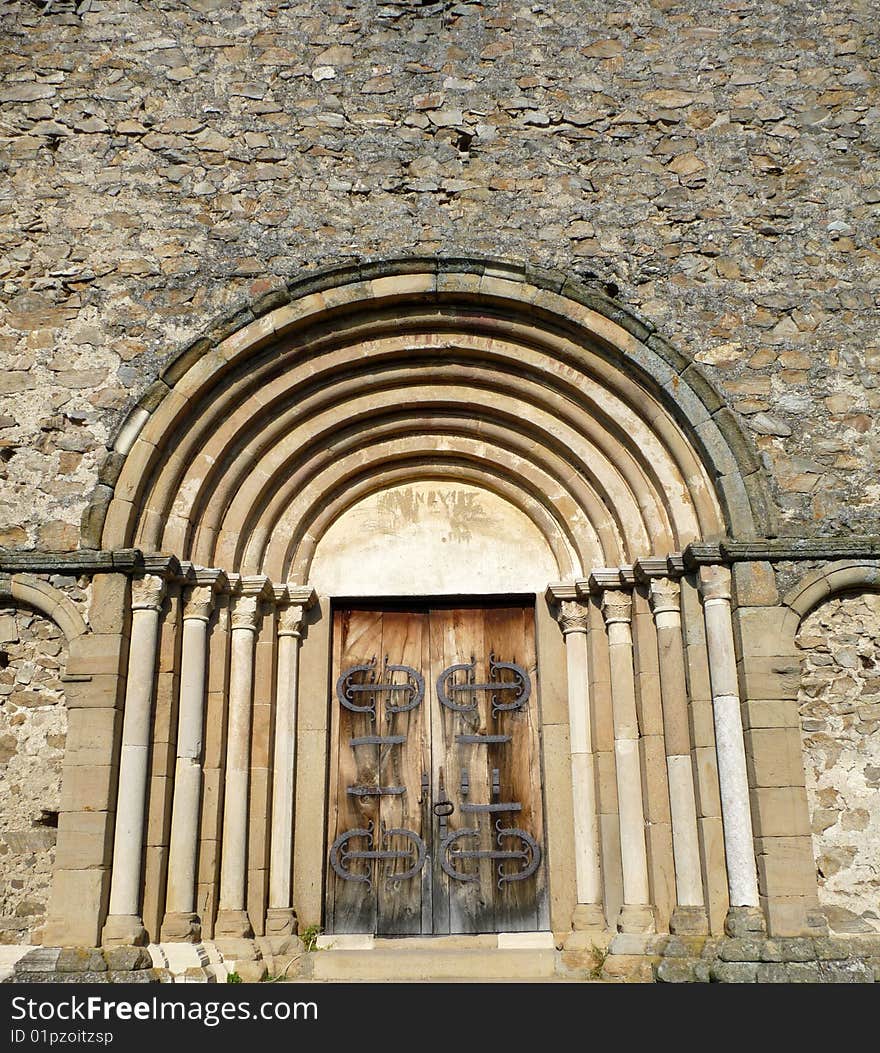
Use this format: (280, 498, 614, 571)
(0, 0, 878, 982)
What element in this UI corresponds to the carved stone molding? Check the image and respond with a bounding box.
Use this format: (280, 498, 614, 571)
(698, 564, 732, 604)
(600, 588, 633, 626)
(182, 584, 216, 622)
(230, 594, 261, 632)
(130, 574, 166, 612)
(648, 578, 681, 618)
(277, 604, 306, 638)
(555, 599, 589, 635)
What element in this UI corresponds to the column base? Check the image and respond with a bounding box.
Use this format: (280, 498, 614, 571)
(724, 905, 766, 938)
(102, 914, 148, 947)
(670, 905, 709, 935)
(571, 903, 607, 931)
(617, 903, 656, 934)
(160, 911, 202, 942)
(214, 909, 254, 939)
(215, 937, 262, 962)
(265, 907, 298, 937)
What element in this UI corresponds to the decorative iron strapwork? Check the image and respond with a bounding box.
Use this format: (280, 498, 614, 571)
(437, 654, 531, 716)
(329, 822, 427, 890)
(336, 656, 424, 719)
(440, 824, 542, 888)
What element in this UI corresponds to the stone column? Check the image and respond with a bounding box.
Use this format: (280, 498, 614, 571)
(215, 585, 264, 939)
(553, 597, 604, 930)
(161, 574, 221, 941)
(266, 587, 315, 937)
(102, 574, 166, 946)
(699, 565, 762, 933)
(601, 588, 655, 933)
(648, 578, 708, 934)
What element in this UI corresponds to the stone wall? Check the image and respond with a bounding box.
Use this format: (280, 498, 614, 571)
(797, 591, 880, 934)
(0, 604, 70, 943)
(0, 0, 878, 547)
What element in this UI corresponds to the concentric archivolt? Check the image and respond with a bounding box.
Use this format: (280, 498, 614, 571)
(98, 263, 756, 581)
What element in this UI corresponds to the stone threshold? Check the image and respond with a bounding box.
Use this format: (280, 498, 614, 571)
(5, 932, 879, 983)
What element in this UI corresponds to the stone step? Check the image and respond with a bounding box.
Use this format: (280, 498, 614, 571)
(309, 945, 560, 981)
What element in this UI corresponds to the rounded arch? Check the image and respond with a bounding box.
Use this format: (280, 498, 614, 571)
(0, 574, 88, 643)
(781, 559, 880, 642)
(86, 258, 769, 580)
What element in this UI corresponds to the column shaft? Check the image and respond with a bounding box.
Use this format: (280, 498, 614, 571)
(103, 575, 166, 946)
(266, 607, 303, 934)
(602, 589, 655, 933)
(650, 579, 708, 934)
(162, 583, 216, 940)
(556, 600, 604, 929)
(700, 566, 761, 914)
(216, 593, 260, 938)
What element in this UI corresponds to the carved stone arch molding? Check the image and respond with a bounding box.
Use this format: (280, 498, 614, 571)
(50, 257, 807, 956)
(0, 574, 88, 643)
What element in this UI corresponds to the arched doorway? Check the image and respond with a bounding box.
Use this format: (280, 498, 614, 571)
(65, 259, 775, 953)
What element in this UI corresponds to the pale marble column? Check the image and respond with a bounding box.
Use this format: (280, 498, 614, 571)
(102, 574, 166, 947)
(649, 578, 708, 934)
(161, 578, 219, 941)
(601, 589, 656, 933)
(699, 565, 761, 926)
(215, 589, 262, 938)
(554, 598, 605, 930)
(266, 591, 313, 937)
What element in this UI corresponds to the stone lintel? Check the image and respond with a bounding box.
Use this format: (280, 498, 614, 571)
(283, 584, 318, 609)
(545, 582, 579, 604)
(682, 542, 724, 568)
(667, 554, 686, 577)
(178, 563, 229, 592)
(141, 553, 182, 579)
(619, 564, 636, 586)
(633, 555, 684, 582)
(684, 536, 880, 568)
(237, 574, 274, 600)
(0, 547, 143, 575)
(582, 569, 626, 593)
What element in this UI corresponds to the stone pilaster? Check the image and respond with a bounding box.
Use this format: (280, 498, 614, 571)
(600, 588, 655, 934)
(266, 586, 316, 938)
(649, 578, 708, 935)
(548, 588, 605, 932)
(216, 579, 270, 940)
(162, 571, 225, 941)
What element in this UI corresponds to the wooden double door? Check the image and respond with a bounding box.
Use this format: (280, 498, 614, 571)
(326, 603, 548, 936)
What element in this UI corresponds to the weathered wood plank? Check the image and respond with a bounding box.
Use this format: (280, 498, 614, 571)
(376, 610, 427, 935)
(327, 609, 382, 934)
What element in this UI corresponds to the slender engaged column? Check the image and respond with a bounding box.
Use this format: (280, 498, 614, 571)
(699, 565, 762, 933)
(601, 589, 655, 934)
(553, 598, 604, 930)
(215, 589, 262, 938)
(161, 578, 220, 941)
(102, 574, 166, 947)
(649, 579, 708, 935)
(266, 588, 315, 937)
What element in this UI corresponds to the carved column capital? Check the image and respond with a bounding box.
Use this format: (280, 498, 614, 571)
(600, 588, 633, 626)
(277, 604, 306, 638)
(182, 584, 216, 622)
(698, 564, 732, 604)
(230, 594, 261, 632)
(130, 574, 166, 612)
(556, 599, 589, 635)
(648, 578, 681, 618)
